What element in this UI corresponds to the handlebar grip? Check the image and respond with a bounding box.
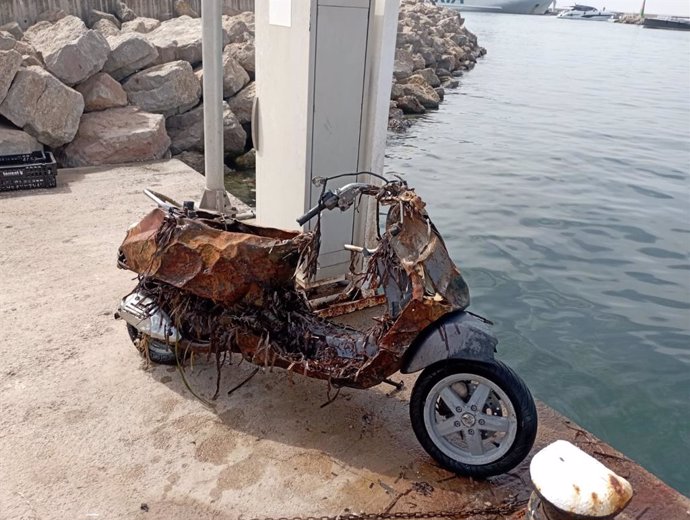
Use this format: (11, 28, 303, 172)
(297, 203, 324, 226)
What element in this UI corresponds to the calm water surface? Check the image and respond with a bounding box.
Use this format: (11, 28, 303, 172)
(385, 14, 690, 494)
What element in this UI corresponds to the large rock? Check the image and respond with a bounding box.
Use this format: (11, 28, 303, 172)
(222, 104, 248, 156)
(62, 107, 169, 167)
(166, 102, 247, 156)
(13, 40, 43, 67)
(0, 22, 23, 40)
(146, 16, 230, 66)
(0, 31, 15, 51)
(121, 17, 160, 34)
(147, 16, 202, 66)
(23, 16, 110, 85)
(89, 10, 121, 29)
(226, 41, 255, 78)
(92, 19, 121, 38)
(393, 48, 415, 80)
(195, 50, 250, 99)
(397, 95, 425, 115)
(103, 32, 158, 80)
(0, 123, 42, 155)
(123, 60, 201, 116)
(37, 9, 67, 23)
(175, 0, 199, 18)
(115, 2, 137, 23)
(414, 68, 441, 88)
(75, 72, 127, 112)
(0, 66, 84, 147)
(174, 150, 234, 177)
(222, 49, 250, 97)
(0, 50, 22, 103)
(226, 82, 255, 124)
(234, 148, 255, 170)
(222, 16, 249, 44)
(166, 104, 204, 154)
(399, 82, 440, 109)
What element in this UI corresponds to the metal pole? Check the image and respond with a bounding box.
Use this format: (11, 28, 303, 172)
(200, 0, 233, 213)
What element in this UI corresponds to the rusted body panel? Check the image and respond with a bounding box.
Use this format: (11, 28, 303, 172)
(117, 184, 471, 388)
(119, 208, 306, 307)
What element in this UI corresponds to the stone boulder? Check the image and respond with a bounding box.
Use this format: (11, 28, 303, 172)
(222, 16, 249, 44)
(0, 123, 42, 155)
(226, 41, 255, 79)
(123, 60, 201, 116)
(174, 0, 199, 18)
(399, 82, 440, 109)
(23, 16, 110, 86)
(0, 66, 84, 147)
(234, 149, 255, 170)
(89, 10, 121, 29)
(397, 95, 425, 115)
(37, 9, 67, 24)
(13, 41, 43, 67)
(75, 73, 128, 112)
(222, 49, 250, 97)
(222, 104, 248, 156)
(115, 2, 137, 23)
(0, 31, 15, 51)
(0, 50, 22, 103)
(92, 19, 120, 38)
(226, 82, 255, 124)
(165, 102, 247, 156)
(103, 32, 158, 80)
(147, 16, 230, 66)
(121, 17, 160, 34)
(414, 68, 441, 88)
(233, 11, 255, 32)
(0, 22, 23, 40)
(195, 50, 250, 99)
(174, 150, 234, 177)
(146, 16, 201, 65)
(393, 48, 414, 80)
(62, 107, 170, 167)
(165, 104, 203, 155)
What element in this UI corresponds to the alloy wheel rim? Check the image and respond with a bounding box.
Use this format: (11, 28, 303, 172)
(423, 372, 518, 465)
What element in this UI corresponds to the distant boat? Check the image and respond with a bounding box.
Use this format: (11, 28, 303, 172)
(642, 17, 690, 30)
(556, 4, 615, 20)
(437, 0, 555, 15)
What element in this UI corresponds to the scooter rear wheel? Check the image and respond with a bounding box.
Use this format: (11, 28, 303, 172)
(126, 324, 180, 366)
(410, 359, 537, 478)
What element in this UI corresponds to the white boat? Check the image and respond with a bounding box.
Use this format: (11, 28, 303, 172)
(437, 0, 555, 15)
(556, 4, 615, 20)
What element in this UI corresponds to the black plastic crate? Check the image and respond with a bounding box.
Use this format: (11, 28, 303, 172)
(0, 151, 58, 192)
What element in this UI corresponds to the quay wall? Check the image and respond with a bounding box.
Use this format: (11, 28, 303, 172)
(0, 0, 255, 28)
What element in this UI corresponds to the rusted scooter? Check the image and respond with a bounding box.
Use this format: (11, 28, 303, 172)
(115, 174, 537, 477)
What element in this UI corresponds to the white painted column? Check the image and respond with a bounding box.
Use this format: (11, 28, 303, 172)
(200, 0, 233, 213)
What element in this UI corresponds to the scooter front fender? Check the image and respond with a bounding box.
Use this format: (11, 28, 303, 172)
(400, 311, 497, 374)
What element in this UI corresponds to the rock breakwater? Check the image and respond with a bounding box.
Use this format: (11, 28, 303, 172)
(0, 0, 484, 172)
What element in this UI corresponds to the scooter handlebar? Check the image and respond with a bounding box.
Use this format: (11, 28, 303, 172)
(296, 183, 379, 226)
(296, 202, 326, 226)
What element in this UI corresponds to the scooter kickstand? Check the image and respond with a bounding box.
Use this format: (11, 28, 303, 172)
(383, 378, 404, 391)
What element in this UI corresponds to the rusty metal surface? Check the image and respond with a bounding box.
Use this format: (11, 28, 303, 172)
(315, 294, 388, 319)
(118, 183, 472, 389)
(119, 208, 307, 307)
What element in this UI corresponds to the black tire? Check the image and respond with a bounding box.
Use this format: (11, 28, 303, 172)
(410, 359, 537, 478)
(126, 324, 180, 366)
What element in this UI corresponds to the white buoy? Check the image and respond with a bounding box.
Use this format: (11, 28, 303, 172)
(527, 440, 633, 520)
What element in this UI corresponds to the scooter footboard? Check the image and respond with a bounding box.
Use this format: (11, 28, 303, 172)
(400, 311, 497, 374)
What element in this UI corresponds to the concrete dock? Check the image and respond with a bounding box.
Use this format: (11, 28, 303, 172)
(1, 161, 687, 519)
